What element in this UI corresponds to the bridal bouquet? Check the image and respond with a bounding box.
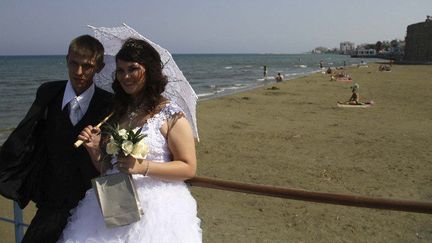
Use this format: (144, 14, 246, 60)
(104, 123, 149, 159)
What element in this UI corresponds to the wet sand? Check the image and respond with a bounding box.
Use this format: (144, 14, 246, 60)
(1, 63, 432, 242)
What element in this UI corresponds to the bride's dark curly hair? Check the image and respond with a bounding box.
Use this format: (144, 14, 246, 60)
(111, 38, 168, 121)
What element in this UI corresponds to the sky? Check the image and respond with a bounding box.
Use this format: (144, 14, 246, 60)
(0, 0, 431, 55)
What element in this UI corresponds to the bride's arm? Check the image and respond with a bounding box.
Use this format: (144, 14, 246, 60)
(117, 116, 197, 181)
(153, 116, 197, 180)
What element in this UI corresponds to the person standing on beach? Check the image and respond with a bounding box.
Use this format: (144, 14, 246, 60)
(263, 65, 268, 78)
(0, 35, 113, 242)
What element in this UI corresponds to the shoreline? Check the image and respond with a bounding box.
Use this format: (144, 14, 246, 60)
(197, 69, 323, 102)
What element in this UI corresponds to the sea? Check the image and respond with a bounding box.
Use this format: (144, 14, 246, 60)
(0, 54, 383, 144)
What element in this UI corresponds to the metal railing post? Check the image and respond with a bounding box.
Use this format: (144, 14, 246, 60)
(13, 202, 24, 243)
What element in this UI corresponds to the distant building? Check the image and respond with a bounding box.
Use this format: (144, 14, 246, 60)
(340, 41, 355, 55)
(312, 46, 329, 54)
(351, 47, 376, 58)
(312, 46, 343, 54)
(403, 17, 432, 63)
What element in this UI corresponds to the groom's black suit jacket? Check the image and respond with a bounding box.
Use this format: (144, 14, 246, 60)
(0, 80, 113, 209)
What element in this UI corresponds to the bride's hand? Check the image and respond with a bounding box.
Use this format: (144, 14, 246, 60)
(117, 155, 148, 175)
(78, 125, 101, 150)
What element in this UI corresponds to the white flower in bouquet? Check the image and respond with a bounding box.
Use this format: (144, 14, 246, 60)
(121, 140, 134, 156)
(106, 140, 119, 155)
(118, 129, 128, 139)
(130, 140, 149, 159)
(103, 123, 148, 159)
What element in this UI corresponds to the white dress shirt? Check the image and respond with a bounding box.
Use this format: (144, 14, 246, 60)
(62, 81, 95, 124)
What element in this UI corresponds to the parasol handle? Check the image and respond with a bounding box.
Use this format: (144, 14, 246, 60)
(73, 112, 114, 148)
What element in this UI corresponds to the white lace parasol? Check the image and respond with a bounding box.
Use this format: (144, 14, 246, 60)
(88, 23, 199, 140)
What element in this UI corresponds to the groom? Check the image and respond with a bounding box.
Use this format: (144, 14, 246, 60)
(0, 35, 113, 242)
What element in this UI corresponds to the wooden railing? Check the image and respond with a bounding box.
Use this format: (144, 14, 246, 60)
(187, 176, 432, 214)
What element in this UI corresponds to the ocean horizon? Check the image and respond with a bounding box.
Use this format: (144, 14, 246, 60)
(0, 53, 385, 144)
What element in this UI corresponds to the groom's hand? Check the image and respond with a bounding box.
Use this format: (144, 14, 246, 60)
(78, 125, 101, 150)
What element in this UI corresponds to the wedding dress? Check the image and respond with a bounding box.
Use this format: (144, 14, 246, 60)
(59, 102, 202, 243)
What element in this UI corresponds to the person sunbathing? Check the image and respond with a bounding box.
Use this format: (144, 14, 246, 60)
(379, 65, 391, 71)
(335, 72, 345, 78)
(332, 72, 352, 82)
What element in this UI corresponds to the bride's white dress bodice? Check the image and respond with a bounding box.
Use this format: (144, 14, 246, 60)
(107, 102, 182, 175)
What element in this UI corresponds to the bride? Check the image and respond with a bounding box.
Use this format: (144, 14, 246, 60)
(59, 38, 202, 242)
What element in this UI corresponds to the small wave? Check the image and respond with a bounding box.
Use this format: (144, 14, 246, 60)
(197, 92, 216, 98)
(224, 66, 232, 69)
(222, 86, 245, 91)
(257, 76, 275, 82)
(294, 65, 307, 68)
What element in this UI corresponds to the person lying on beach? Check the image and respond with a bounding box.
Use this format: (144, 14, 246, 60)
(379, 65, 391, 71)
(331, 72, 352, 82)
(335, 72, 351, 78)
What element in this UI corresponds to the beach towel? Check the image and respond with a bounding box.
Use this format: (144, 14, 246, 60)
(337, 102, 373, 108)
(336, 77, 353, 83)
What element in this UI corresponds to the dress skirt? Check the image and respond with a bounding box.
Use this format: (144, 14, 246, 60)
(59, 175, 202, 243)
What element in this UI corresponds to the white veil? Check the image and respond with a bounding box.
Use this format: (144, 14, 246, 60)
(88, 24, 199, 141)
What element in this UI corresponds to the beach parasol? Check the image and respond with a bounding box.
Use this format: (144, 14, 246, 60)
(87, 23, 199, 140)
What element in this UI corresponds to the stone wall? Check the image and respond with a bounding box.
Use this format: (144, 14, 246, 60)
(404, 20, 432, 63)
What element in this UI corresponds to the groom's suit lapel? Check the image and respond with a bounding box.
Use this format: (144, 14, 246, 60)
(76, 87, 112, 127)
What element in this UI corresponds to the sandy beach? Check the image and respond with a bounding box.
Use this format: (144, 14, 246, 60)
(1, 63, 431, 242)
(192, 63, 432, 242)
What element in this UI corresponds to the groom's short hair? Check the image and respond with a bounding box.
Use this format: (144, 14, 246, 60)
(68, 35, 104, 66)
